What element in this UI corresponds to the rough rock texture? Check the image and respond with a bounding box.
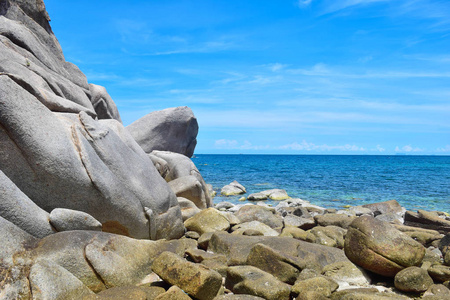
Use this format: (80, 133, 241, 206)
(184, 208, 230, 235)
(127, 106, 198, 158)
(394, 266, 433, 293)
(0, 0, 186, 240)
(225, 266, 291, 300)
(344, 216, 425, 277)
(221, 181, 246, 196)
(151, 150, 212, 209)
(49, 208, 102, 232)
(152, 251, 222, 300)
(234, 205, 283, 229)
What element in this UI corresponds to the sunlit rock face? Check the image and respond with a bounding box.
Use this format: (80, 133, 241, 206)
(0, 0, 184, 240)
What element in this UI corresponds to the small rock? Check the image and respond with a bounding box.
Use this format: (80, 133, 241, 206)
(185, 231, 200, 239)
(291, 276, 339, 298)
(322, 261, 371, 287)
(231, 221, 279, 237)
(152, 251, 222, 300)
(154, 285, 192, 300)
(428, 264, 450, 282)
(225, 266, 291, 300)
(221, 181, 246, 196)
(315, 213, 356, 229)
(394, 266, 433, 292)
(215, 202, 235, 210)
(247, 193, 268, 201)
(184, 208, 230, 235)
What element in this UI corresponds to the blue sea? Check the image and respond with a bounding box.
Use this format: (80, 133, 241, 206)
(193, 155, 450, 213)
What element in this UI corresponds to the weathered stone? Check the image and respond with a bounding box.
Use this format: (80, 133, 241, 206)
(127, 106, 198, 158)
(231, 221, 279, 237)
(315, 213, 356, 229)
(234, 205, 283, 229)
(246, 243, 304, 284)
(344, 216, 425, 277)
(277, 206, 311, 218)
(280, 226, 308, 240)
(284, 215, 316, 230)
(152, 150, 212, 208)
(208, 232, 349, 270)
(291, 276, 339, 298)
(29, 260, 94, 300)
(214, 295, 265, 300)
(49, 208, 102, 232)
(347, 206, 374, 217)
(331, 289, 411, 300)
(0, 170, 54, 238)
(91, 285, 157, 300)
(185, 231, 200, 240)
(260, 189, 289, 200)
(221, 181, 246, 196)
(215, 201, 235, 210)
(405, 210, 450, 233)
(178, 197, 202, 221)
(394, 266, 433, 293)
(88, 83, 122, 122)
(322, 261, 371, 287)
(220, 211, 241, 226)
(394, 224, 443, 246)
(184, 208, 230, 235)
(306, 225, 346, 248)
(152, 251, 222, 300)
(247, 193, 268, 201)
(423, 284, 450, 298)
(198, 232, 215, 250)
(225, 266, 291, 300)
(185, 248, 227, 264)
(428, 264, 450, 282)
(154, 286, 192, 300)
(362, 200, 405, 216)
(169, 176, 209, 209)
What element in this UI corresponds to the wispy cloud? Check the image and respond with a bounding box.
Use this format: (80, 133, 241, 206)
(279, 140, 366, 152)
(395, 145, 425, 152)
(437, 145, 450, 152)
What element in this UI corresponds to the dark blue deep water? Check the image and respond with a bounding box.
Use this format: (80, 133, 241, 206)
(193, 155, 450, 213)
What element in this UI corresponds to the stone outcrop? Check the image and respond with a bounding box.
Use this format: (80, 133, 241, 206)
(0, 0, 185, 240)
(127, 106, 198, 158)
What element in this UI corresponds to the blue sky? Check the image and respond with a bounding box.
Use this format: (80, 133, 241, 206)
(44, 0, 450, 154)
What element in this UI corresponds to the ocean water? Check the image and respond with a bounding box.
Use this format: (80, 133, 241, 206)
(193, 155, 450, 213)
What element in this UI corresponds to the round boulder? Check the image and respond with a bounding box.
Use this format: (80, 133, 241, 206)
(394, 266, 434, 293)
(344, 216, 425, 277)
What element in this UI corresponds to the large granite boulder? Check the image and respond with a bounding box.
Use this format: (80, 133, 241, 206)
(127, 106, 198, 158)
(0, 0, 185, 240)
(344, 216, 425, 277)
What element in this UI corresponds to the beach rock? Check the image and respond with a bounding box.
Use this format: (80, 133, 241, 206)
(234, 205, 283, 229)
(225, 266, 291, 300)
(49, 208, 102, 232)
(87, 285, 164, 300)
(231, 221, 279, 236)
(169, 176, 209, 209)
(280, 226, 308, 240)
(315, 213, 356, 229)
(29, 260, 95, 300)
(221, 181, 246, 196)
(423, 284, 450, 298)
(208, 232, 349, 269)
(284, 215, 316, 230)
(277, 206, 311, 218)
(0, 170, 54, 238)
(394, 266, 433, 293)
(428, 264, 450, 282)
(246, 243, 304, 284)
(220, 211, 241, 226)
(215, 201, 235, 210)
(394, 224, 443, 246)
(152, 150, 212, 208)
(322, 261, 371, 287)
(152, 251, 222, 300)
(0, 74, 184, 240)
(247, 193, 268, 201)
(184, 207, 230, 235)
(331, 290, 411, 300)
(214, 295, 265, 300)
(405, 210, 450, 233)
(260, 189, 289, 200)
(362, 200, 405, 217)
(344, 216, 426, 277)
(347, 206, 374, 217)
(88, 83, 122, 122)
(291, 276, 339, 298)
(154, 285, 192, 300)
(177, 197, 202, 221)
(306, 226, 346, 248)
(440, 233, 450, 255)
(127, 106, 198, 157)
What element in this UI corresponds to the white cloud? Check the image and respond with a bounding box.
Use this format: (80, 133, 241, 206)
(395, 145, 424, 152)
(437, 145, 450, 152)
(279, 140, 366, 152)
(298, 0, 313, 7)
(269, 63, 288, 72)
(214, 139, 238, 148)
(373, 144, 385, 152)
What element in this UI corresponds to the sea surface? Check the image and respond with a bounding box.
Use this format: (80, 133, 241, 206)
(193, 155, 450, 213)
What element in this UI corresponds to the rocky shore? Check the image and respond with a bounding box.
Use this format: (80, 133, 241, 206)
(1, 0, 450, 299)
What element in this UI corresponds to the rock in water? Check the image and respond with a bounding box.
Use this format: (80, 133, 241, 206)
(344, 216, 425, 277)
(0, 0, 184, 240)
(127, 106, 199, 158)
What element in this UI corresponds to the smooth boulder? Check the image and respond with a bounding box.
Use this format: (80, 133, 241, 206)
(127, 106, 198, 158)
(344, 216, 425, 276)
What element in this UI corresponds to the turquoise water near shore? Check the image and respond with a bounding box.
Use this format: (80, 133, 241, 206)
(193, 155, 450, 213)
